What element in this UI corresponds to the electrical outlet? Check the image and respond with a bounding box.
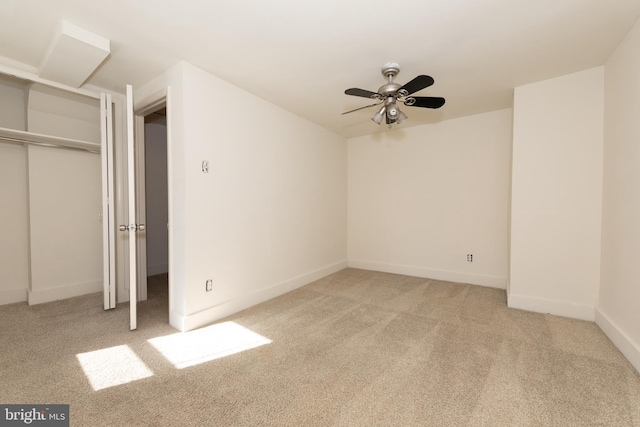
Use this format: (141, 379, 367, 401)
(467, 254, 473, 262)
(202, 160, 209, 173)
(205, 279, 213, 292)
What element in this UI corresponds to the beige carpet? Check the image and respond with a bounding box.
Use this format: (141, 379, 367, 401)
(1, 268, 639, 426)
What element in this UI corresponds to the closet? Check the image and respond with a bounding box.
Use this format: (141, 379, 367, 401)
(0, 74, 103, 306)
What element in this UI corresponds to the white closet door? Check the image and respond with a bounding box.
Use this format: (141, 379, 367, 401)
(101, 93, 116, 310)
(125, 84, 140, 331)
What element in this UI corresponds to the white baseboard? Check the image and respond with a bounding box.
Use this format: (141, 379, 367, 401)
(595, 307, 640, 374)
(147, 263, 169, 276)
(0, 288, 28, 305)
(347, 260, 507, 289)
(27, 280, 102, 305)
(177, 261, 348, 332)
(169, 309, 184, 332)
(507, 293, 595, 321)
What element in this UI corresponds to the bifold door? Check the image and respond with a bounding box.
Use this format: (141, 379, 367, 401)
(101, 85, 143, 330)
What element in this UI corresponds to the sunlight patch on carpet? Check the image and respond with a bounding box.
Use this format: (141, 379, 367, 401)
(148, 321, 272, 369)
(76, 345, 154, 391)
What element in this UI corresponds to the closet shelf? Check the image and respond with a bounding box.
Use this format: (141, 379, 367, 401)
(0, 126, 100, 153)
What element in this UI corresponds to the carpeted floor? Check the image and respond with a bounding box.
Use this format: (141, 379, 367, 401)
(1, 268, 639, 426)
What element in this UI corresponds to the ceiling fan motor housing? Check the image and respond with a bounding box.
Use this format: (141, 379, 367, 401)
(378, 82, 401, 97)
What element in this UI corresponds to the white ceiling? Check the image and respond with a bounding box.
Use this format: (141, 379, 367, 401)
(2, 0, 640, 138)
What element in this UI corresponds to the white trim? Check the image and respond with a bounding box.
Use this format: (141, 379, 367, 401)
(347, 259, 507, 289)
(166, 86, 174, 327)
(27, 280, 102, 305)
(176, 261, 348, 332)
(595, 307, 640, 374)
(507, 293, 595, 321)
(169, 308, 183, 332)
(134, 88, 167, 115)
(0, 288, 28, 305)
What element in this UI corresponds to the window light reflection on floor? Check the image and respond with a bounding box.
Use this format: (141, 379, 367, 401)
(148, 321, 272, 369)
(76, 345, 154, 391)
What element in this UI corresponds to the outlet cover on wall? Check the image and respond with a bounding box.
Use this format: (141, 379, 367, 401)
(205, 279, 213, 292)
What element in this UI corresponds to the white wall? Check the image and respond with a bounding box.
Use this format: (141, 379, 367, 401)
(26, 146, 103, 304)
(0, 75, 26, 130)
(27, 84, 100, 141)
(348, 109, 512, 288)
(26, 84, 102, 304)
(509, 67, 604, 321)
(0, 143, 29, 304)
(144, 118, 169, 276)
(0, 77, 30, 304)
(136, 62, 348, 331)
(597, 19, 640, 373)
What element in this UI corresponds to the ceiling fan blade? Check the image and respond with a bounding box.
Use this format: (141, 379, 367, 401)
(404, 96, 446, 109)
(345, 88, 380, 99)
(341, 102, 382, 115)
(398, 75, 434, 95)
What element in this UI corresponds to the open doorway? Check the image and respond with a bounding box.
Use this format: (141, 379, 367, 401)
(141, 108, 168, 317)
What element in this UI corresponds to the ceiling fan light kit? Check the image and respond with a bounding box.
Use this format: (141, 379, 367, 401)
(344, 62, 445, 129)
(372, 105, 386, 125)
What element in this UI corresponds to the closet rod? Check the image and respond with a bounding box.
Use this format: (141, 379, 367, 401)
(0, 127, 100, 154)
(0, 136, 99, 154)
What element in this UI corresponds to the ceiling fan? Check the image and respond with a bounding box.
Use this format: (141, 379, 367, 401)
(343, 62, 445, 128)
